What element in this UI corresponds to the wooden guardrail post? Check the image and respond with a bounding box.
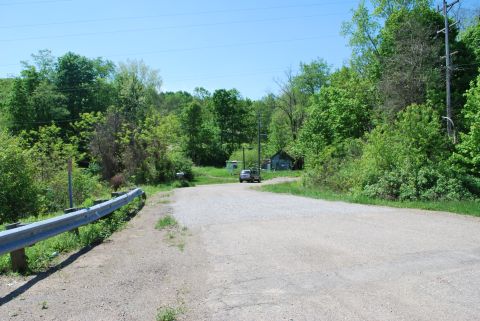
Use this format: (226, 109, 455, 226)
(64, 208, 81, 235)
(5, 222, 28, 273)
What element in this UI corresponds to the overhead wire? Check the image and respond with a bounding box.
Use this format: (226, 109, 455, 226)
(0, 0, 72, 6)
(0, 34, 335, 69)
(0, 0, 357, 29)
(0, 12, 345, 43)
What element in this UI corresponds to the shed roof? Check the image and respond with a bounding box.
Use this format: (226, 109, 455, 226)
(270, 150, 294, 161)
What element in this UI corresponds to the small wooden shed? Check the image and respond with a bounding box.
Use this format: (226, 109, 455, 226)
(270, 150, 294, 171)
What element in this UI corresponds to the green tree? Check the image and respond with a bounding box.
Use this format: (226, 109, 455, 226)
(371, 0, 432, 17)
(0, 131, 39, 223)
(300, 69, 372, 162)
(377, 6, 444, 115)
(461, 17, 480, 65)
(159, 91, 193, 115)
(212, 89, 252, 155)
(181, 102, 203, 163)
(7, 78, 33, 132)
(115, 59, 162, 122)
(56, 52, 114, 119)
(30, 81, 69, 125)
(341, 0, 382, 75)
(456, 73, 480, 175)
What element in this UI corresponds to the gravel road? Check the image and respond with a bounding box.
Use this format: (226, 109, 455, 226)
(2, 180, 480, 321)
(171, 180, 480, 321)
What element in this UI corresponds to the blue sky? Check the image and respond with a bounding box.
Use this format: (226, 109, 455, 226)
(0, 0, 478, 99)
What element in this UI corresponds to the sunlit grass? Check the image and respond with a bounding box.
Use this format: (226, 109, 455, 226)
(262, 181, 480, 217)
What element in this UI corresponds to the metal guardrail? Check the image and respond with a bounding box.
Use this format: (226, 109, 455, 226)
(0, 188, 145, 259)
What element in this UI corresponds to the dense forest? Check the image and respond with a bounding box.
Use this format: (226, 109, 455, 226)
(1, 0, 480, 223)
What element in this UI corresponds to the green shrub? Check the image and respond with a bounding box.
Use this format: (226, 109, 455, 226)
(0, 131, 39, 223)
(168, 149, 194, 181)
(39, 168, 106, 213)
(455, 72, 480, 180)
(357, 104, 469, 201)
(305, 104, 472, 201)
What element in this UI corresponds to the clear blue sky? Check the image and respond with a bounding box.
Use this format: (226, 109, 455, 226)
(0, 0, 478, 99)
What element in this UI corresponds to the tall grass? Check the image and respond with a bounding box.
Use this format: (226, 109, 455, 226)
(262, 181, 480, 217)
(192, 166, 302, 185)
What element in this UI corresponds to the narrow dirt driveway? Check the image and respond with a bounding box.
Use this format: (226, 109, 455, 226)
(2, 180, 480, 321)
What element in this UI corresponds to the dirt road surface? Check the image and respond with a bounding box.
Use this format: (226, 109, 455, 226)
(2, 180, 480, 320)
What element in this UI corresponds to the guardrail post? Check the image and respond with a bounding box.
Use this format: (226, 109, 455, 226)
(64, 208, 81, 235)
(6, 222, 28, 273)
(111, 191, 126, 198)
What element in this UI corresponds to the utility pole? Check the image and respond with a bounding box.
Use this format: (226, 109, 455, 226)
(257, 113, 261, 180)
(439, 0, 460, 140)
(67, 158, 73, 209)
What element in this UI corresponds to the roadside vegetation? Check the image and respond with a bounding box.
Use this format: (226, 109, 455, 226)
(0, 197, 143, 274)
(262, 181, 480, 217)
(155, 215, 189, 252)
(155, 215, 178, 230)
(156, 305, 185, 321)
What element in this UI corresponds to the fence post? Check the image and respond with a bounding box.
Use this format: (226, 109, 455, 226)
(64, 208, 81, 235)
(6, 222, 28, 273)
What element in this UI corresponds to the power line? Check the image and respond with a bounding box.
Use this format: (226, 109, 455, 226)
(8, 118, 83, 125)
(0, 0, 72, 6)
(0, 1, 356, 29)
(0, 34, 335, 69)
(0, 12, 343, 42)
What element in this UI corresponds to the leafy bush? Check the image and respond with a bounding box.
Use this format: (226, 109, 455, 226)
(168, 149, 194, 180)
(0, 131, 39, 223)
(303, 138, 363, 192)
(38, 167, 106, 213)
(357, 104, 469, 201)
(455, 72, 480, 174)
(305, 104, 472, 201)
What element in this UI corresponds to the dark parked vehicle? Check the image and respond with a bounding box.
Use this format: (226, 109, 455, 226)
(239, 169, 261, 183)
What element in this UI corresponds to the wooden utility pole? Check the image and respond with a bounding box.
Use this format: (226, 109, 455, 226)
(257, 114, 261, 180)
(68, 158, 73, 209)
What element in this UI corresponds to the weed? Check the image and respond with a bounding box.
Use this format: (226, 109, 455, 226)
(41, 301, 48, 309)
(156, 307, 179, 321)
(177, 242, 185, 252)
(156, 215, 178, 230)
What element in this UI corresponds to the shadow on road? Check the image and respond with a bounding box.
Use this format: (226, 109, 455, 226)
(0, 244, 98, 306)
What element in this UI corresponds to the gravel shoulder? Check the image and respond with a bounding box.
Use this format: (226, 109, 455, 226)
(0, 191, 208, 321)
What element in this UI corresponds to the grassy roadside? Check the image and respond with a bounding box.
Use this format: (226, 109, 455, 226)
(0, 192, 146, 275)
(192, 166, 238, 185)
(192, 166, 302, 185)
(261, 181, 480, 217)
